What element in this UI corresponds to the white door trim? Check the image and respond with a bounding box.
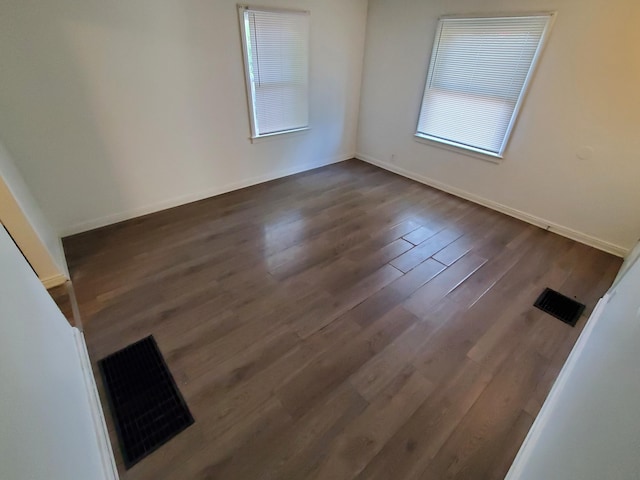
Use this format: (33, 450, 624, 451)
(72, 328, 119, 480)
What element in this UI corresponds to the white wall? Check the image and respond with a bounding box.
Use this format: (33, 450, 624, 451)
(0, 0, 368, 235)
(0, 139, 68, 285)
(357, 0, 640, 256)
(0, 224, 115, 480)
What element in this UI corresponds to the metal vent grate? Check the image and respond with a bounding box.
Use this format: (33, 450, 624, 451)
(98, 336, 194, 468)
(534, 288, 586, 327)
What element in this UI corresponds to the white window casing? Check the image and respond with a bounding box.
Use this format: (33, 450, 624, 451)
(238, 5, 310, 140)
(416, 14, 555, 159)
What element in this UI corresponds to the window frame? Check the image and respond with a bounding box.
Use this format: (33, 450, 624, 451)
(237, 4, 311, 142)
(414, 12, 557, 160)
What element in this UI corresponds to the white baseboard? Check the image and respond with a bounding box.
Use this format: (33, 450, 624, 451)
(62, 153, 353, 236)
(73, 328, 119, 480)
(41, 273, 69, 289)
(356, 152, 627, 257)
(41, 239, 71, 289)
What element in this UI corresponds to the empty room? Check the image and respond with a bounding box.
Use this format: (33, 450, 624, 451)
(1, 0, 639, 479)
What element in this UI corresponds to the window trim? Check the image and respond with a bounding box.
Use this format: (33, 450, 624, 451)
(415, 12, 557, 160)
(248, 126, 309, 144)
(414, 133, 503, 163)
(237, 4, 311, 141)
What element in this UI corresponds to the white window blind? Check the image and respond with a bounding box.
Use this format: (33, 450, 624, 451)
(239, 6, 310, 138)
(416, 15, 553, 157)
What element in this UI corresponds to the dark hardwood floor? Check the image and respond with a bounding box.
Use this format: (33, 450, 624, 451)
(63, 159, 622, 480)
(48, 283, 74, 323)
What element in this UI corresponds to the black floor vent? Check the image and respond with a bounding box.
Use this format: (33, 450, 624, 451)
(98, 336, 194, 469)
(534, 288, 586, 327)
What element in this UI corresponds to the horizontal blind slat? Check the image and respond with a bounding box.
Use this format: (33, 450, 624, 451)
(417, 15, 550, 154)
(245, 9, 309, 136)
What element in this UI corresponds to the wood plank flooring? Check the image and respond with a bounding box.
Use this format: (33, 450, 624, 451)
(63, 159, 622, 480)
(48, 281, 80, 328)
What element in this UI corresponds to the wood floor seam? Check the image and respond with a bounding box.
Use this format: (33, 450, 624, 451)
(58, 159, 621, 480)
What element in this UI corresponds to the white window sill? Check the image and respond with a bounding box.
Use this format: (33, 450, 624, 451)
(250, 127, 309, 144)
(414, 133, 503, 164)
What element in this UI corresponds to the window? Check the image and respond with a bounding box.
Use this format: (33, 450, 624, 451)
(238, 5, 310, 139)
(416, 14, 554, 158)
